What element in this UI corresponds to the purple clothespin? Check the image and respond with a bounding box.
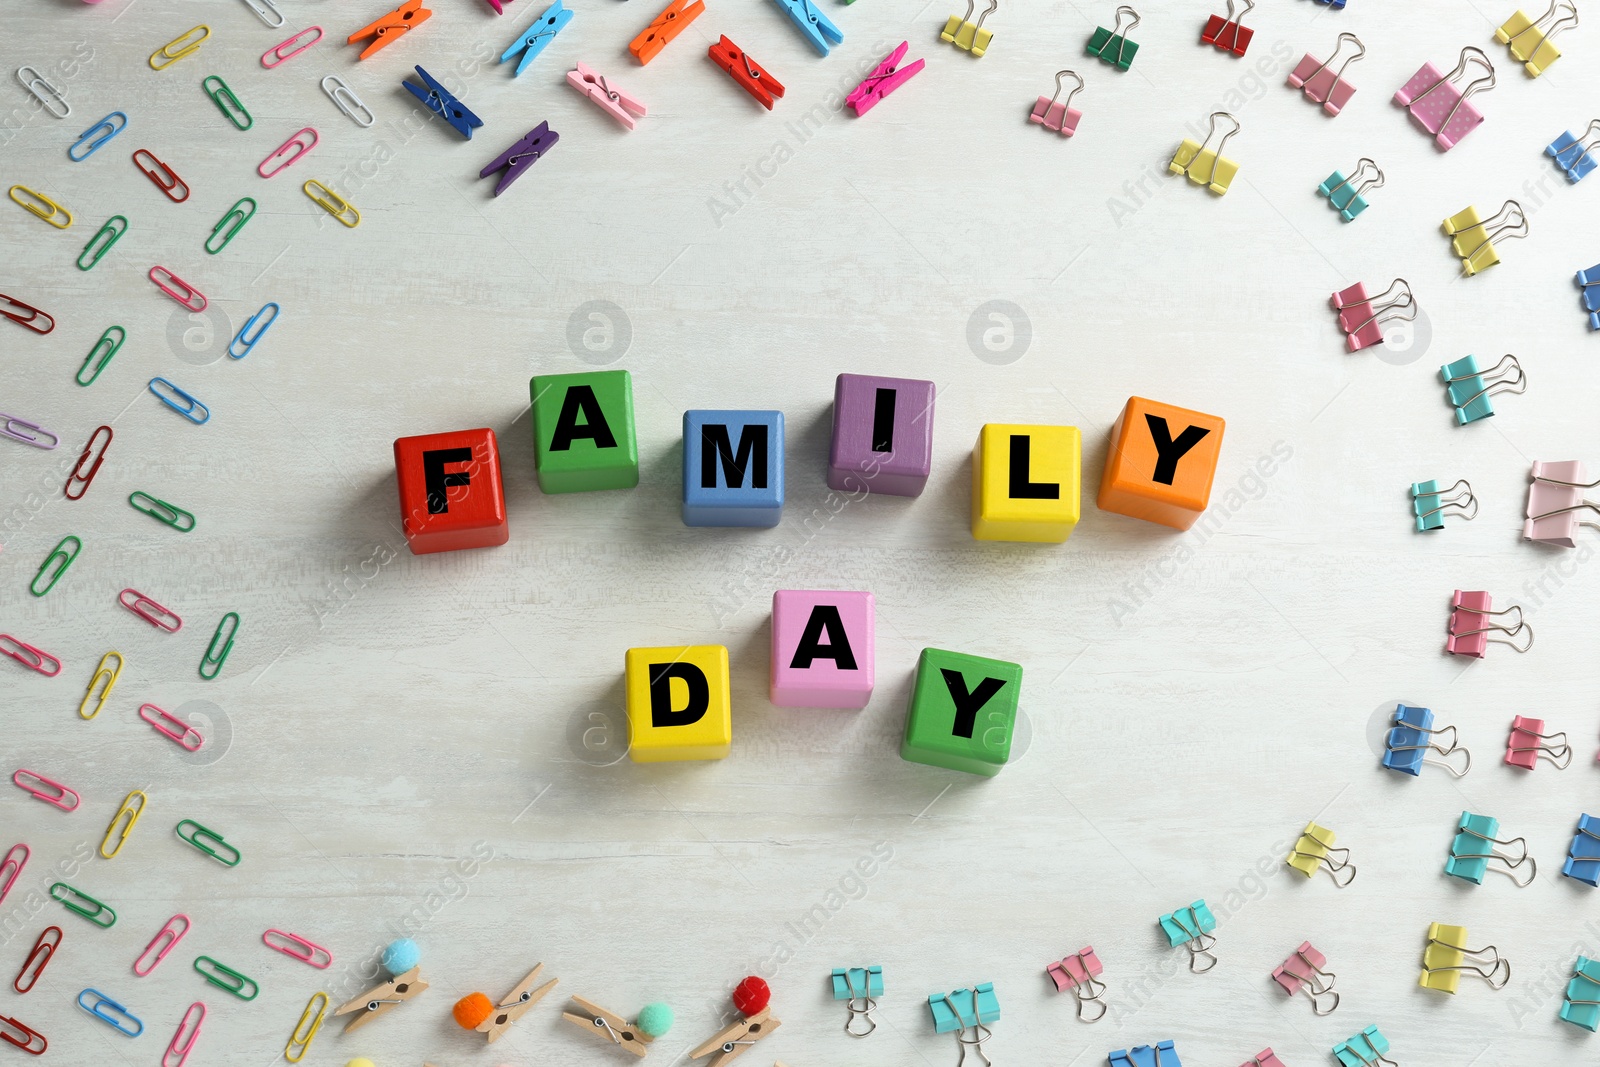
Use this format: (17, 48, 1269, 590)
(478, 122, 558, 196)
(846, 41, 924, 117)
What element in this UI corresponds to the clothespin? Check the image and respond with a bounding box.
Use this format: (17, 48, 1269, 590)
(1412, 479, 1477, 532)
(1317, 158, 1383, 221)
(1566, 815, 1600, 885)
(403, 66, 483, 140)
(478, 122, 558, 196)
(1110, 1041, 1180, 1067)
(1168, 111, 1239, 195)
(1044, 948, 1105, 1022)
(941, 0, 997, 57)
(1333, 1026, 1394, 1067)
(1580, 264, 1600, 330)
(1271, 942, 1339, 1015)
(1288, 33, 1364, 115)
(1447, 812, 1535, 886)
(830, 966, 882, 1036)
(770, 0, 842, 56)
(452, 965, 558, 1043)
(1496, 0, 1578, 75)
(1506, 715, 1571, 770)
(708, 37, 785, 110)
(1157, 901, 1217, 972)
(1200, 0, 1253, 56)
(1383, 704, 1471, 777)
(1244, 1050, 1286, 1067)
(1286, 822, 1356, 887)
(567, 63, 646, 130)
(348, 0, 431, 60)
(1331, 279, 1416, 353)
(1439, 354, 1525, 424)
(630, 0, 704, 65)
(1524, 460, 1599, 545)
(1446, 588, 1532, 656)
(1087, 5, 1139, 69)
(1419, 923, 1510, 993)
(1393, 47, 1496, 151)
(1027, 70, 1084, 136)
(334, 940, 428, 1032)
(502, 1, 573, 76)
(927, 983, 998, 1066)
(1546, 120, 1600, 182)
(846, 43, 924, 117)
(689, 977, 780, 1065)
(484, 0, 514, 12)
(1442, 201, 1527, 275)
(561, 996, 673, 1055)
(1563, 956, 1600, 1029)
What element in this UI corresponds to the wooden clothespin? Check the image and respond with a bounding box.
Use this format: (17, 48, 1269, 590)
(690, 978, 781, 1065)
(563, 995, 675, 1056)
(335, 966, 428, 1032)
(476, 965, 559, 1042)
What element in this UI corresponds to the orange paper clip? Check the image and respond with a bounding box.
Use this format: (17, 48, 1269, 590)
(348, 0, 432, 60)
(12, 771, 79, 811)
(149, 266, 206, 311)
(630, 0, 704, 64)
(134, 914, 191, 976)
(132, 150, 189, 202)
(140, 704, 204, 751)
(64, 426, 113, 502)
(120, 589, 182, 632)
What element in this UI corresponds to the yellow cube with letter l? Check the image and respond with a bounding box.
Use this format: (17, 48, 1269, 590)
(971, 424, 1081, 542)
(625, 645, 732, 762)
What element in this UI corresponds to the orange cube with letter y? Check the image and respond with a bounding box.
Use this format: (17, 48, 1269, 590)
(1097, 397, 1225, 530)
(393, 428, 510, 554)
(971, 424, 1081, 542)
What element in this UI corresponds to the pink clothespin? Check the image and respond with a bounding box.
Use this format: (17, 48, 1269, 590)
(1393, 47, 1495, 151)
(565, 63, 646, 130)
(1505, 715, 1571, 770)
(1446, 589, 1531, 657)
(1028, 69, 1084, 136)
(847, 42, 924, 117)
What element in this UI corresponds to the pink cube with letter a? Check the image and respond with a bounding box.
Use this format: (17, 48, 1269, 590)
(770, 590, 875, 709)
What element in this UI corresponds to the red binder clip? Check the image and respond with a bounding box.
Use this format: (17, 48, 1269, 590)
(1201, 0, 1253, 56)
(348, 0, 432, 60)
(708, 36, 784, 110)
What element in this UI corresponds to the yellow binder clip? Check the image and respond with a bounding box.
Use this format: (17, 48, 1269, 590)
(1169, 111, 1240, 196)
(1419, 923, 1510, 993)
(1286, 822, 1356, 887)
(1495, 0, 1577, 76)
(150, 25, 211, 71)
(1442, 200, 1527, 276)
(302, 180, 360, 228)
(941, 0, 997, 57)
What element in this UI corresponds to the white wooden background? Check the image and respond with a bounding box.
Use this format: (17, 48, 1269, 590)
(4, 0, 1600, 1064)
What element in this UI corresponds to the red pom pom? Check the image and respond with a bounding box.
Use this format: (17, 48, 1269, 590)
(732, 976, 769, 1015)
(453, 992, 493, 1030)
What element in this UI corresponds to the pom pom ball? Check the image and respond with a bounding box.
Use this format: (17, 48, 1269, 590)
(453, 992, 493, 1030)
(636, 1002, 673, 1037)
(732, 976, 769, 1016)
(381, 938, 420, 975)
(346, 1060, 377, 1067)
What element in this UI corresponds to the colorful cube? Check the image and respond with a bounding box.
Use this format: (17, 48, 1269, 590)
(530, 370, 639, 493)
(971, 424, 1081, 542)
(900, 648, 1021, 776)
(624, 645, 732, 762)
(827, 374, 936, 497)
(1097, 397, 1225, 530)
(682, 410, 784, 527)
(392, 428, 509, 555)
(770, 590, 874, 708)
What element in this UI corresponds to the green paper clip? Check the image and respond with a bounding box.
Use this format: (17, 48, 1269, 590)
(199, 612, 239, 680)
(128, 491, 196, 532)
(31, 535, 81, 597)
(50, 882, 117, 927)
(205, 197, 255, 254)
(77, 215, 126, 271)
(203, 75, 251, 130)
(194, 955, 258, 1000)
(78, 326, 126, 386)
(175, 819, 241, 867)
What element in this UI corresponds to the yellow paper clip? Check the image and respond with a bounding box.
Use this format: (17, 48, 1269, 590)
(100, 789, 148, 859)
(8, 185, 73, 229)
(1169, 111, 1240, 196)
(285, 992, 329, 1062)
(302, 180, 360, 227)
(150, 25, 211, 71)
(78, 651, 124, 719)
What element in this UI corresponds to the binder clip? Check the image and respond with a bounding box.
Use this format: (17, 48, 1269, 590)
(1333, 1027, 1394, 1067)
(1201, 0, 1253, 57)
(1442, 201, 1527, 275)
(479, 123, 558, 197)
(1317, 159, 1382, 221)
(1566, 815, 1600, 885)
(1271, 942, 1338, 1015)
(1505, 715, 1571, 769)
(1111, 1041, 1180, 1067)
(1046, 947, 1106, 1022)
(1580, 263, 1600, 329)
(1447, 589, 1532, 656)
(1523, 460, 1599, 546)
(1288, 32, 1363, 115)
(1393, 47, 1495, 151)
(1158, 901, 1217, 972)
(1244, 1051, 1286, 1067)
(630, 0, 704, 65)
(562, 994, 673, 1055)
(333, 939, 427, 1032)
(708, 37, 784, 110)
(689, 977, 780, 1064)
(1087, 5, 1139, 70)
(567, 64, 646, 130)
(771, 0, 842, 56)
(941, 0, 997, 57)
(1419, 923, 1510, 993)
(348, 0, 431, 60)
(402, 67, 483, 140)
(1446, 811, 1536, 886)
(1496, 0, 1577, 76)
(1169, 112, 1239, 195)
(452, 965, 557, 1043)
(1382, 704, 1470, 777)
(1440, 354, 1525, 424)
(1286, 822, 1356, 887)
(1546, 120, 1599, 182)
(1562, 957, 1600, 1030)
(1331, 279, 1415, 353)
(848, 43, 925, 117)
(502, 1, 573, 75)
(927, 984, 997, 1067)
(1313, 0, 1347, 8)
(1412, 479, 1476, 532)
(1028, 70, 1084, 136)
(830, 966, 881, 1036)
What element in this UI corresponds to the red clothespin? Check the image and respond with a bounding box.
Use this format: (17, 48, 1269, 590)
(846, 41, 925, 116)
(348, 0, 432, 60)
(630, 0, 704, 65)
(708, 36, 784, 110)
(478, 123, 559, 196)
(566, 64, 647, 130)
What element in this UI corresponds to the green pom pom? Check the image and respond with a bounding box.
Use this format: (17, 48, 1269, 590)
(636, 1002, 673, 1037)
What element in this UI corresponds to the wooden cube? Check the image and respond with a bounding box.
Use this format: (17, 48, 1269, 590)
(530, 370, 640, 493)
(682, 410, 784, 527)
(900, 648, 1021, 776)
(971, 424, 1081, 542)
(393, 428, 509, 555)
(827, 374, 936, 497)
(770, 590, 874, 708)
(1097, 397, 1225, 530)
(624, 645, 732, 762)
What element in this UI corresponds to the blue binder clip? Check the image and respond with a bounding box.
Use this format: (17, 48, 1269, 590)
(1563, 814, 1600, 886)
(770, 0, 843, 55)
(1445, 812, 1534, 886)
(832, 966, 882, 1036)
(1382, 704, 1469, 777)
(1333, 1026, 1393, 1067)
(1440, 354, 1524, 425)
(1547, 121, 1599, 182)
(1317, 158, 1383, 222)
(1110, 1041, 1181, 1067)
(1312, 0, 1348, 8)
(1157, 901, 1216, 972)
(927, 983, 997, 1063)
(1562, 956, 1600, 1030)
(1578, 263, 1600, 330)
(501, 0, 573, 76)
(403, 66, 483, 139)
(1411, 479, 1476, 531)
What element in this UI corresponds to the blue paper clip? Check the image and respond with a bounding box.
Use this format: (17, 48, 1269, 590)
(1382, 703, 1470, 777)
(1547, 121, 1599, 183)
(1411, 478, 1476, 531)
(68, 111, 128, 162)
(1440, 354, 1524, 425)
(402, 66, 483, 139)
(1111, 1041, 1182, 1067)
(770, 0, 842, 55)
(501, 0, 573, 75)
(1158, 901, 1217, 972)
(230, 302, 280, 359)
(1563, 814, 1600, 886)
(1578, 263, 1600, 330)
(148, 378, 211, 425)
(1317, 158, 1382, 222)
(77, 989, 143, 1036)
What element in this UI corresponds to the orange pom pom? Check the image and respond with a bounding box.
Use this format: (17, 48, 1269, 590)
(453, 992, 493, 1030)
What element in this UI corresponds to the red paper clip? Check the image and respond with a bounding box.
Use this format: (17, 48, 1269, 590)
(139, 704, 204, 751)
(263, 929, 333, 968)
(164, 1002, 204, 1067)
(258, 127, 318, 177)
(708, 36, 784, 110)
(263, 26, 322, 67)
(11, 771, 79, 811)
(132, 149, 190, 202)
(0, 637, 61, 677)
(64, 426, 113, 502)
(0, 844, 27, 906)
(0, 1014, 47, 1056)
(134, 914, 191, 976)
(13, 926, 59, 994)
(149, 266, 207, 311)
(120, 589, 183, 632)
(0, 293, 55, 335)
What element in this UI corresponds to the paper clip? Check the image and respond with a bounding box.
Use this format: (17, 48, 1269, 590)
(1565, 814, 1600, 886)
(0, 296, 54, 338)
(567, 64, 646, 131)
(1447, 589, 1532, 656)
(1318, 158, 1382, 222)
(1420, 923, 1510, 993)
(164, 1003, 204, 1067)
(78, 216, 127, 270)
(100, 790, 148, 859)
(1563, 956, 1600, 1030)
(242, 0, 285, 28)
(1333, 1026, 1394, 1067)
(13, 770, 80, 810)
(1027, 69, 1083, 135)
(502, 1, 574, 75)
(709, 37, 785, 110)
(129, 492, 196, 532)
(194, 957, 259, 1001)
(1272, 942, 1338, 1014)
(202, 76, 252, 130)
(478, 125, 559, 197)
(831, 966, 883, 1035)
(1383, 704, 1470, 776)
(0, 1015, 46, 1056)
(926, 984, 996, 1065)
(630, 0, 704, 64)
(17, 66, 70, 118)
(77, 327, 125, 387)
(1497, 0, 1577, 76)
(349, 0, 433, 61)
(30, 536, 81, 598)
(0, 845, 27, 907)
(78, 990, 142, 1035)
(1111, 1040, 1179, 1067)
(199, 613, 240, 680)
(8, 185, 73, 228)
(1169, 111, 1240, 195)
(849, 43, 925, 119)
(1440, 354, 1525, 424)
(285, 992, 329, 1061)
(176, 820, 240, 866)
(120, 588, 182, 632)
(1448, 811, 1536, 886)
(404, 66, 483, 138)
(1506, 715, 1571, 769)
(52, 884, 116, 927)
(1159, 900, 1218, 971)
(942, 0, 997, 57)
(1045, 948, 1106, 1022)
(68, 111, 126, 161)
(230, 302, 280, 358)
(140, 703, 204, 751)
(1412, 478, 1476, 531)
(1546, 119, 1599, 182)
(65, 426, 113, 501)
(321, 75, 375, 128)
(149, 378, 211, 424)
(204, 198, 254, 255)
(133, 915, 191, 976)
(0, 637, 62, 677)
(1394, 46, 1495, 151)
(303, 180, 360, 226)
(259, 127, 318, 178)
(150, 26, 209, 71)
(1289, 32, 1364, 115)
(149, 266, 207, 311)
(79, 651, 124, 719)
(1286, 822, 1356, 886)
(264, 930, 333, 968)
(264, 27, 322, 68)
(132, 149, 188, 202)
(1523, 460, 1599, 545)
(1087, 4, 1139, 69)
(14, 926, 61, 994)
(1442, 201, 1527, 275)
(771, 0, 842, 56)
(0, 413, 57, 449)
(1201, 0, 1253, 57)
(1331, 279, 1415, 353)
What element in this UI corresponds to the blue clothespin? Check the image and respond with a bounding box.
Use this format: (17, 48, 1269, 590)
(1111, 1041, 1182, 1067)
(1317, 159, 1382, 222)
(1547, 122, 1600, 183)
(1578, 263, 1600, 330)
(1440, 353, 1524, 425)
(770, 0, 843, 55)
(1411, 478, 1476, 532)
(501, 0, 573, 75)
(478, 122, 558, 197)
(403, 66, 483, 139)
(1564, 814, 1600, 886)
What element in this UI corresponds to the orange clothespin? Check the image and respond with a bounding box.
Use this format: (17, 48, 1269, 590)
(630, 0, 705, 64)
(348, 0, 432, 60)
(708, 37, 784, 110)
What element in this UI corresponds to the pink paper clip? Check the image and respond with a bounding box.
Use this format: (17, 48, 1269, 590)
(0, 844, 28, 906)
(1244, 1050, 1287, 1067)
(139, 704, 205, 751)
(1393, 47, 1495, 151)
(148, 266, 207, 312)
(1027, 68, 1083, 135)
(119, 589, 182, 632)
(134, 914, 191, 976)
(566, 62, 647, 130)
(1522, 460, 1599, 547)
(258, 127, 318, 178)
(1506, 715, 1571, 770)
(848, 41, 925, 118)
(64, 426, 113, 502)
(1272, 940, 1338, 1014)
(1331, 279, 1415, 353)
(1045, 945, 1106, 1021)
(1288, 32, 1363, 116)
(0, 636, 62, 677)
(163, 1002, 204, 1067)
(263, 26, 322, 67)
(262, 929, 333, 968)
(1446, 589, 1532, 657)
(12, 770, 80, 811)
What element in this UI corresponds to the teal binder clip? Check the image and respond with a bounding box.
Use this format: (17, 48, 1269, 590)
(1440, 354, 1524, 425)
(832, 966, 882, 1036)
(1158, 900, 1217, 972)
(1445, 812, 1534, 886)
(1318, 159, 1384, 222)
(1562, 956, 1600, 1030)
(1334, 1025, 1394, 1067)
(928, 983, 998, 1062)
(1412, 479, 1477, 531)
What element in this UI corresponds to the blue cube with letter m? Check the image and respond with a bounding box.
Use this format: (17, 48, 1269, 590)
(682, 410, 785, 527)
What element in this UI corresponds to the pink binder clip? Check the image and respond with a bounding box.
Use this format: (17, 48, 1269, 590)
(1288, 32, 1363, 116)
(1523, 460, 1599, 547)
(1027, 69, 1083, 135)
(848, 42, 926, 118)
(1244, 1050, 1287, 1067)
(119, 589, 182, 632)
(565, 63, 647, 130)
(258, 127, 318, 178)
(1045, 945, 1106, 1021)
(12, 770, 80, 811)
(0, 635, 61, 677)
(134, 914, 191, 976)
(149, 267, 207, 312)
(263, 929, 333, 968)
(1272, 941, 1338, 1014)
(1331, 279, 1415, 352)
(1505, 715, 1571, 770)
(263, 26, 323, 68)
(139, 704, 205, 751)
(1393, 47, 1496, 150)
(1446, 589, 1532, 657)
(1, 844, 29, 906)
